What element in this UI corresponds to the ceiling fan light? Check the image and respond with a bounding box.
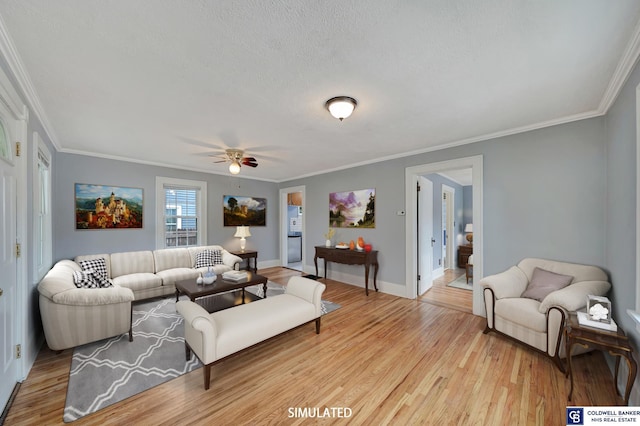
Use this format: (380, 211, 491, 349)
(325, 96, 357, 121)
(229, 161, 241, 174)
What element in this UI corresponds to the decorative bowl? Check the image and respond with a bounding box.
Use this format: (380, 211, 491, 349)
(202, 272, 216, 285)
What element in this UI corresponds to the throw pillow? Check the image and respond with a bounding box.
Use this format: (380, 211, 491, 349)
(79, 258, 109, 280)
(73, 270, 101, 288)
(521, 267, 573, 302)
(194, 249, 224, 268)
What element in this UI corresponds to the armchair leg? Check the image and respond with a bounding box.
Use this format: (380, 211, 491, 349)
(315, 317, 321, 334)
(204, 364, 211, 390)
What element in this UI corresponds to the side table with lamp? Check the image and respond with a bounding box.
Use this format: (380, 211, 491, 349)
(231, 226, 258, 272)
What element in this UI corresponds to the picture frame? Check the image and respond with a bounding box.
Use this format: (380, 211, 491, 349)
(329, 188, 375, 228)
(223, 195, 266, 226)
(75, 183, 143, 229)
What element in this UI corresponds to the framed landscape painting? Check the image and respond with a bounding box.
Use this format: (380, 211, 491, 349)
(329, 188, 375, 228)
(223, 195, 266, 226)
(75, 183, 143, 229)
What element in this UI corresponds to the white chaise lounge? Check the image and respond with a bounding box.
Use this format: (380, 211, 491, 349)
(176, 276, 326, 390)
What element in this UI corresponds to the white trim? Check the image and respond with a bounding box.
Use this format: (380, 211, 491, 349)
(155, 177, 207, 249)
(599, 17, 640, 113)
(635, 84, 640, 334)
(279, 185, 306, 269)
(405, 155, 484, 316)
(442, 184, 455, 269)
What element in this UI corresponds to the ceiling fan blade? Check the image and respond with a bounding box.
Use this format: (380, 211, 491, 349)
(242, 161, 258, 168)
(213, 159, 228, 163)
(242, 156, 256, 162)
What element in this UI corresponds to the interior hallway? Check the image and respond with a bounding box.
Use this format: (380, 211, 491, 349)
(419, 267, 473, 313)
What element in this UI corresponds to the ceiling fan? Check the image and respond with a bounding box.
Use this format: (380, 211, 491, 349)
(211, 149, 258, 174)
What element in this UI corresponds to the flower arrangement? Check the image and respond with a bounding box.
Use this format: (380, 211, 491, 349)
(324, 228, 335, 240)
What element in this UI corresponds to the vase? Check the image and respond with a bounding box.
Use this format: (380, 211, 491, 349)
(325, 239, 331, 247)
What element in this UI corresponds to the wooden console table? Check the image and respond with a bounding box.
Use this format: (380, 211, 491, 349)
(565, 312, 636, 405)
(314, 246, 379, 296)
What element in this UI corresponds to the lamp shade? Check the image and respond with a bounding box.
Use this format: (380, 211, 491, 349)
(234, 226, 251, 238)
(464, 224, 473, 233)
(325, 96, 357, 121)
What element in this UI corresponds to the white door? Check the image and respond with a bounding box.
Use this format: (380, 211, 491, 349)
(0, 117, 18, 411)
(418, 177, 433, 295)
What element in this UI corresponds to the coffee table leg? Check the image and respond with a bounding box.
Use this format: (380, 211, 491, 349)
(242, 288, 245, 304)
(263, 282, 268, 298)
(175, 289, 180, 302)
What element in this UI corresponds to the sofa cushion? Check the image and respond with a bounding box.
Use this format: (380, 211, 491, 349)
(521, 267, 573, 302)
(153, 248, 192, 272)
(495, 297, 547, 333)
(112, 273, 162, 292)
(194, 249, 223, 268)
(111, 251, 155, 277)
(79, 258, 109, 281)
(73, 270, 101, 288)
(156, 268, 200, 286)
(75, 254, 111, 278)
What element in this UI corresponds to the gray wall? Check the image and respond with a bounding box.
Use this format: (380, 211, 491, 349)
(463, 185, 473, 229)
(53, 154, 281, 262)
(605, 53, 640, 362)
(282, 116, 606, 288)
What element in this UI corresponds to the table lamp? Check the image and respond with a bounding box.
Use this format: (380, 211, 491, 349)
(234, 226, 251, 252)
(464, 223, 473, 245)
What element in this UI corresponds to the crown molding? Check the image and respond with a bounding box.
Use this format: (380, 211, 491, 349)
(0, 13, 59, 149)
(599, 17, 640, 113)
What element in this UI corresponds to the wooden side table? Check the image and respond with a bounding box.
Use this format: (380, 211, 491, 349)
(230, 250, 258, 273)
(565, 312, 637, 405)
(458, 244, 473, 268)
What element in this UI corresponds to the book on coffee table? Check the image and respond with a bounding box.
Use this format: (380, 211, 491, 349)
(223, 270, 248, 281)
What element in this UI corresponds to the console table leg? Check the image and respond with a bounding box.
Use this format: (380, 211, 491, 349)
(365, 265, 370, 296)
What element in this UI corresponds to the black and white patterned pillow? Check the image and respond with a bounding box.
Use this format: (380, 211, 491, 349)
(194, 249, 223, 268)
(73, 270, 100, 288)
(79, 258, 108, 280)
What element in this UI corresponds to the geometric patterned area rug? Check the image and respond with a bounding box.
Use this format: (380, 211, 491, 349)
(64, 281, 340, 422)
(446, 274, 473, 291)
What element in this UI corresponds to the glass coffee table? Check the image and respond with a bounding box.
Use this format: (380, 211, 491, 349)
(175, 272, 268, 313)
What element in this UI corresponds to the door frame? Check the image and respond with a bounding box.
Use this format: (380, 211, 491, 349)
(279, 185, 306, 271)
(441, 184, 455, 269)
(0, 63, 28, 412)
(405, 155, 484, 316)
(417, 176, 433, 296)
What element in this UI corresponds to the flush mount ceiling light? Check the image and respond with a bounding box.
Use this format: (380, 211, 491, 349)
(325, 96, 357, 121)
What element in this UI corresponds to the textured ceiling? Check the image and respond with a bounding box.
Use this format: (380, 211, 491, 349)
(1, 1, 640, 182)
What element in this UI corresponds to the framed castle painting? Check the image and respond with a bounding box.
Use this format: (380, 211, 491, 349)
(223, 195, 266, 226)
(75, 183, 143, 229)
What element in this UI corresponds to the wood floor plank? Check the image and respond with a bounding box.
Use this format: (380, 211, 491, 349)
(4, 267, 624, 425)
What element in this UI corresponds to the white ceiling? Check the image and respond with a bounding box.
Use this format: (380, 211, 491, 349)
(1, 1, 640, 182)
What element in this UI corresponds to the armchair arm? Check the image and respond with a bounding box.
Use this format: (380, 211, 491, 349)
(286, 277, 326, 317)
(176, 300, 218, 363)
(538, 280, 611, 314)
(221, 250, 242, 269)
(479, 266, 528, 299)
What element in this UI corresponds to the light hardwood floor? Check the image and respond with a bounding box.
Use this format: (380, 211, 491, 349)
(4, 267, 622, 425)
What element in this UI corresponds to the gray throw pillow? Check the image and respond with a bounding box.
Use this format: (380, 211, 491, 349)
(521, 267, 573, 302)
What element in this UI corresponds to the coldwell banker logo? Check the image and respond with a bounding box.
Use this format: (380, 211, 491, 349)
(567, 408, 584, 425)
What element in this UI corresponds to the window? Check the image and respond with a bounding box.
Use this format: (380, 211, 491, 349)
(33, 132, 52, 280)
(156, 177, 207, 248)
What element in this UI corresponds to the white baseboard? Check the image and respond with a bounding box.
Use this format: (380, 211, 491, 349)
(432, 267, 444, 279)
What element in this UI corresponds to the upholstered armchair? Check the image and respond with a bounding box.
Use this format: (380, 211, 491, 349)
(481, 258, 610, 371)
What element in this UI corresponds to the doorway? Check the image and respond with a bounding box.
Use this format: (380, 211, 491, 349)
(441, 185, 455, 270)
(405, 156, 484, 316)
(279, 186, 305, 272)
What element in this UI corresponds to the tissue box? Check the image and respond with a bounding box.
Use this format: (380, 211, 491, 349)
(586, 295, 611, 324)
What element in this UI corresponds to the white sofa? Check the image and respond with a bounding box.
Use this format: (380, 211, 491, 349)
(481, 258, 610, 371)
(38, 245, 242, 350)
(176, 276, 326, 390)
